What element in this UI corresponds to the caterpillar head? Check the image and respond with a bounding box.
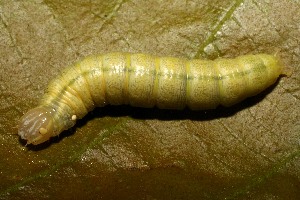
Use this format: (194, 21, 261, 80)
(18, 107, 54, 145)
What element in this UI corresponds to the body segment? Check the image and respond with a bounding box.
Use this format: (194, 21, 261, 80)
(18, 52, 284, 145)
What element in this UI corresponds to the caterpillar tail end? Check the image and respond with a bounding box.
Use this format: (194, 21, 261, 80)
(273, 50, 293, 77)
(18, 107, 54, 145)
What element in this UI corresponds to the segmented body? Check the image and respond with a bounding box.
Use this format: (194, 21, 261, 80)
(18, 52, 284, 145)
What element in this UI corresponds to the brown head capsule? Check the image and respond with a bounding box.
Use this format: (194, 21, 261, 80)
(18, 107, 55, 145)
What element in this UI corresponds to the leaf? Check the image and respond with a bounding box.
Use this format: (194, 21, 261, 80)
(0, 0, 300, 199)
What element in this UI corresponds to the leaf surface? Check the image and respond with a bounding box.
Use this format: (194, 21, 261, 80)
(0, 0, 299, 199)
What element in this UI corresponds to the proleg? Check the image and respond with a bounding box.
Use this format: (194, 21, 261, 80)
(18, 52, 285, 145)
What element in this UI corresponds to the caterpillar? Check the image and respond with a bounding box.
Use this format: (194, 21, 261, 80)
(18, 52, 285, 145)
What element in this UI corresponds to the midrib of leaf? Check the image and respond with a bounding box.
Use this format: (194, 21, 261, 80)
(194, 0, 245, 58)
(0, 118, 130, 197)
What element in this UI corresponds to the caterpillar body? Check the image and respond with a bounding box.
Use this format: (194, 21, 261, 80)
(18, 52, 284, 145)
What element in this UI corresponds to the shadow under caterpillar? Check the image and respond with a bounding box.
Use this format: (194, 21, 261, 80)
(18, 52, 287, 145)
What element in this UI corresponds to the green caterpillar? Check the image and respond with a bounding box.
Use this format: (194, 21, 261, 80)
(18, 52, 285, 145)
